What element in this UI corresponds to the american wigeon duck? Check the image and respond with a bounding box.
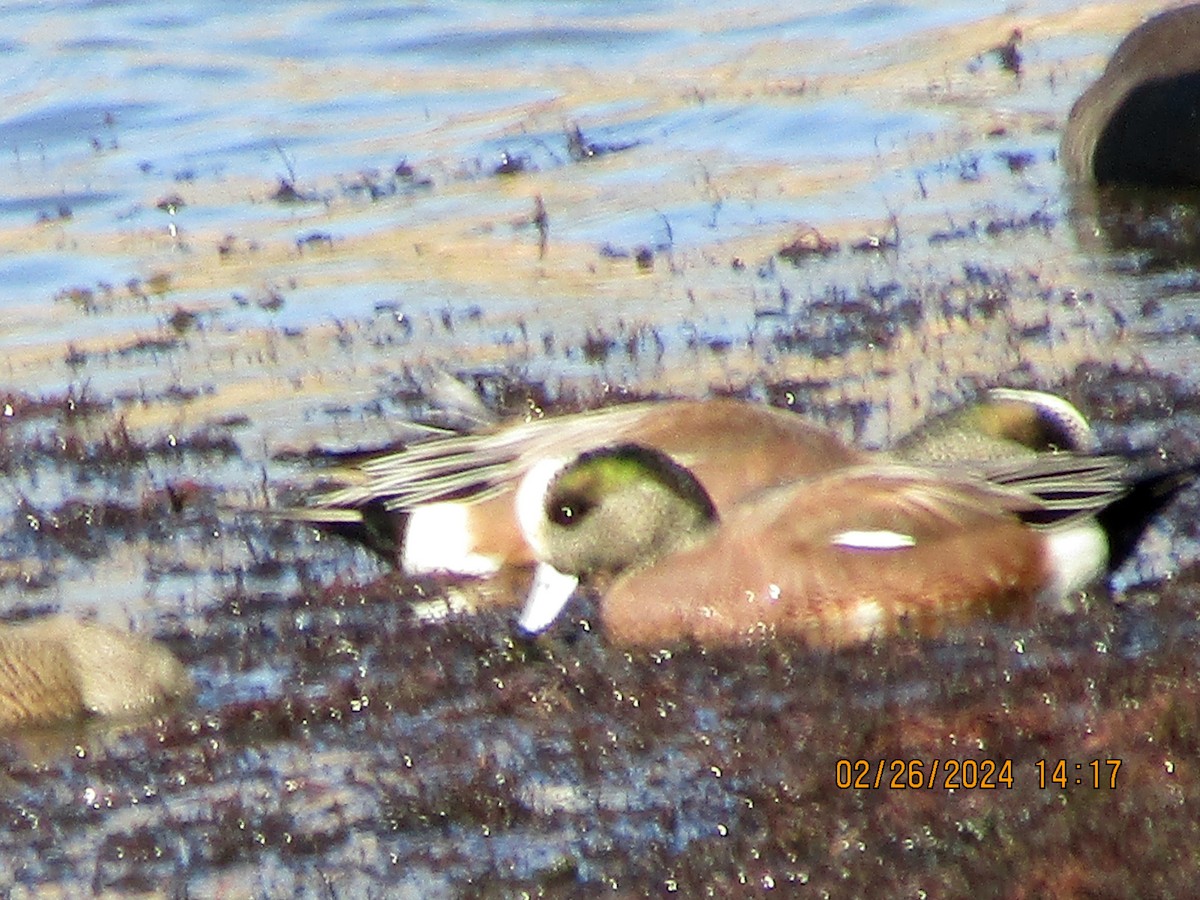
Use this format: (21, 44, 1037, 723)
(286, 389, 1094, 582)
(513, 443, 1187, 647)
(893, 387, 1095, 461)
(0, 616, 190, 729)
(1062, 4, 1200, 186)
(292, 397, 868, 574)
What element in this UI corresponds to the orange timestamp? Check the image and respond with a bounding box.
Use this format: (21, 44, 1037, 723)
(835, 758, 1124, 790)
(836, 758, 1013, 790)
(1035, 758, 1122, 789)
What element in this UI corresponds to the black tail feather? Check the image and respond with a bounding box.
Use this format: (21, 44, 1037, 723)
(312, 505, 405, 566)
(1099, 467, 1199, 571)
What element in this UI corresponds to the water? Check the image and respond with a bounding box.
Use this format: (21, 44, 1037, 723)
(0, 0, 1139, 313)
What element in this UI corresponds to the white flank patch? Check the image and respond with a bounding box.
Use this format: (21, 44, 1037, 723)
(518, 563, 580, 634)
(830, 529, 917, 550)
(514, 456, 570, 556)
(402, 502, 499, 576)
(1038, 520, 1108, 608)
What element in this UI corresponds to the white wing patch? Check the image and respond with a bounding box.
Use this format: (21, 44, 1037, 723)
(830, 529, 917, 550)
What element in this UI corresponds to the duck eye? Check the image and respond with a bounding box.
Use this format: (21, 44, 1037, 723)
(548, 492, 593, 527)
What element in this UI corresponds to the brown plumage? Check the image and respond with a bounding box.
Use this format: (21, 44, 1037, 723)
(517, 446, 1132, 648)
(297, 397, 869, 574)
(599, 466, 1051, 647)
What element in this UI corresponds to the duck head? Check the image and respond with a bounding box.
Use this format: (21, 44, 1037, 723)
(515, 443, 717, 634)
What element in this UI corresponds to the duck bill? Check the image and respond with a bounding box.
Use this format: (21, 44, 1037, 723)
(517, 563, 580, 635)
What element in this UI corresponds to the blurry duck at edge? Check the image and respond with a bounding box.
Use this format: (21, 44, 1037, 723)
(1062, 4, 1200, 263)
(1062, 3, 1200, 188)
(0, 615, 190, 731)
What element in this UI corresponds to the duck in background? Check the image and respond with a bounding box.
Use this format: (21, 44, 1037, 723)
(1062, 4, 1200, 187)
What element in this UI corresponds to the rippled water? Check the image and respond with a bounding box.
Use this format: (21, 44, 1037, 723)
(0, 0, 1135, 319)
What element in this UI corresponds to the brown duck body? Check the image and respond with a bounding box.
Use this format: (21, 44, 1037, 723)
(596, 466, 1059, 648)
(515, 440, 1137, 648)
(316, 397, 869, 576)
